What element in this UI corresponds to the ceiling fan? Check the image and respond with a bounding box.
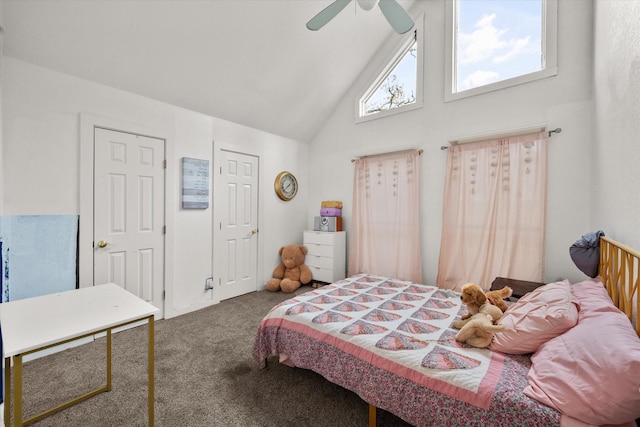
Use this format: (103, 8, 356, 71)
(306, 0, 415, 34)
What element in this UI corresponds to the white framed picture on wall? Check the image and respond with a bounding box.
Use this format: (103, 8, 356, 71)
(182, 157, 209, 209)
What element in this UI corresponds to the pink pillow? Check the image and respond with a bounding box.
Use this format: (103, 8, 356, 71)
(568, 277, 623, 316)
(524, 278, 640, 425)
(489, 279, 579, 354)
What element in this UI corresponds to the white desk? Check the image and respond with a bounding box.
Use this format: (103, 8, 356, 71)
(1, 283, 159, 426)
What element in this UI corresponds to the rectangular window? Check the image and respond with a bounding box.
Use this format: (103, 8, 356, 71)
(445, 0, 557, 101)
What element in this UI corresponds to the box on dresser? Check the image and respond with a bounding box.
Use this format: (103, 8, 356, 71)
(320, 207, 342, 216)
(303, 230, 346, 285)
(320, 200, 343, 208)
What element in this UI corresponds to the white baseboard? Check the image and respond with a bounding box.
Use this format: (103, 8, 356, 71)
(164, 298, 219, 319)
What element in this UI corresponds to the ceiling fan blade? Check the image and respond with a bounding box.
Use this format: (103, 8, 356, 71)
(306, 0, 353, 31)
(378, 0, 415, 34)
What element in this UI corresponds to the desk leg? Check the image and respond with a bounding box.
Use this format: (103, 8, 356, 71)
(148, 315, 154, 426)
(4, 358, 10, 427)
(14, 355, 22, 427)
(368, 404, 376, 427)
(106, 329, 112, 392)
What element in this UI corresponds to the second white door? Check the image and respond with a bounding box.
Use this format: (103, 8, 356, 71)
(215, 150, 259, 300)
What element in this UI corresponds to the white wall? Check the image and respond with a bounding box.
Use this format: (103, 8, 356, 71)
(308, 0, 595, 285)
(1, 57, 309, 318)
(592, 1, 640, 251)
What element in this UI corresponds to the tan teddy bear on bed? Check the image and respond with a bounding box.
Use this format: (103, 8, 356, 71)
(459, 282, 510, 321)
(266, 245, 312, 293)
(454, 283, 508, 348)
(452, 303, 506, 348)
(453, 309, 506, 348)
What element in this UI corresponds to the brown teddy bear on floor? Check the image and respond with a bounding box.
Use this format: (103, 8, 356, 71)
(266, 245, 312, 293)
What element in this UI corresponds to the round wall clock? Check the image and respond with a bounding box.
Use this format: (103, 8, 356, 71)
(274, 171, 298, 201)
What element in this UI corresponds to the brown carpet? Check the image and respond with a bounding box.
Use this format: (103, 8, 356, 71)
(12, 286, 412, 426)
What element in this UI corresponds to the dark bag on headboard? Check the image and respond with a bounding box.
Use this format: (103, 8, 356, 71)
(569, 230, 605, 278)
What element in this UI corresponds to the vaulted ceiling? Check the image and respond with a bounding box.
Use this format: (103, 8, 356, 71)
(1, 0, 417, 142)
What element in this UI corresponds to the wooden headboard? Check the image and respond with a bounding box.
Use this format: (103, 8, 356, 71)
(599, 236, 640, 336)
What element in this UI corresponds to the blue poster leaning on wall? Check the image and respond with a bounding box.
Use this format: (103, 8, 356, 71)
(0, 215, 80, 403)
(2, 215, 78, 302)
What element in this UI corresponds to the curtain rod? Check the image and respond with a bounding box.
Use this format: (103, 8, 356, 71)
(440, 127, 562, 150)
(351, 148, 423, 162)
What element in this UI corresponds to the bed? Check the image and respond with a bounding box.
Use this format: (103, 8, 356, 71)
(253, 236, 640, 427)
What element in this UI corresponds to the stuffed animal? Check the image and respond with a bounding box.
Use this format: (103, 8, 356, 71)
(452, 300, 506, 348)
(454, 297, 504, 327)
(459, 282, 511, 320)
(453, 312, 506, 348)
(266, 245, 312, 293)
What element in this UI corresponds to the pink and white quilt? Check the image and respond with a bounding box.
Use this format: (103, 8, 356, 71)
(253, 274, 560, 426)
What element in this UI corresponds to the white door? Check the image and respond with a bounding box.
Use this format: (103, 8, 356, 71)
(93, 128, 165, 316)
(215, 150, 259, 300)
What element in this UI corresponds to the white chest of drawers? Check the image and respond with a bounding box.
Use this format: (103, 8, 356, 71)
(303, 230, 346, 284)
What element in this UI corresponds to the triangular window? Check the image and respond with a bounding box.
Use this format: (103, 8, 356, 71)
(357, 17, 423, 122)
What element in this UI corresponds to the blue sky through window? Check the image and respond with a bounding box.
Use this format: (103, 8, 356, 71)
(456, 0, 542, 92)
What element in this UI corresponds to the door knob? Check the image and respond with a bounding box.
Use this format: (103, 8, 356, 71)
(251, 229, 258, 234)
(96, 240, 110, 248)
